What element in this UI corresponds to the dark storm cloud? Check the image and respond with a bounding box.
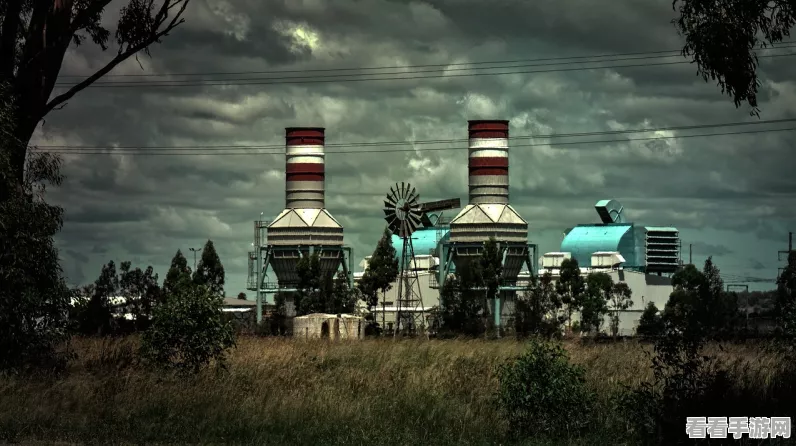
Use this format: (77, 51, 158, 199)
(30, 0, 796, 291)
(425, 0, 681, 52)
(690, 241, 734, 257)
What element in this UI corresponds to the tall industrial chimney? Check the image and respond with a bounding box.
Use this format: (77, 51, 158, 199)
(449, 119, 529, 276)
(468, 120, 509, 205)
(267, 126, 343, 249)
(285, 127, 325, 209)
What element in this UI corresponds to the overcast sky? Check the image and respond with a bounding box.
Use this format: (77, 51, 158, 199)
(34, 0, 795, 295)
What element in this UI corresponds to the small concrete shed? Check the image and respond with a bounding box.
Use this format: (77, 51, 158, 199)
(293, 313, 364, 340)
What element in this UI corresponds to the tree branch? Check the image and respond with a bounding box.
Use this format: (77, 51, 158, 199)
(44, 0, 188, 114)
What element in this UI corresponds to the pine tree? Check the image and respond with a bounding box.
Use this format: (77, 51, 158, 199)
(358, 229, 399, 316)
(193, 240, 226, 298)
(163, 250, 192, 296)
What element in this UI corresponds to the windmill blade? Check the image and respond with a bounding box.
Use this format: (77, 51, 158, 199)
(407, 213, 423, 231)
(384, 196, 396, 207)
(386, 216, 399, 232)
(406, 186, 417, 203)
(390, 185, 398, 200)
(401, 182, 407, 199)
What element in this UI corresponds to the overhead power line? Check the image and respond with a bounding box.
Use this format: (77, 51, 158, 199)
(34, 126, 796, 156)
(57, 41, 796, 79)
(52, 50, 796, 89)
(35, 117, 796, 151)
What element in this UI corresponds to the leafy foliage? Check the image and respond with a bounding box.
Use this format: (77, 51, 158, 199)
(672, 0, 796, 116)
(357, 229, 399, 319)
(192, 239, 225, 298)
(776, 251, 796, 343)
(438, 262, 486, 336)
(608, 282, 633, 338)
(119, 261, 162, 331)
(636, 302, 664, 338)
(0, 0, 192, 191)
(513, 272, 564, 338)
(496, 339, 595, 439)
(620, 257, 743, 444)
(581, 272, 612, 335)
(290, 252, 356, 316)
(662, 258, 739, 341)
(0, 82, 73, 373)
(556, 258, 585, 332)
(140, 277, 235, 374)
(163, 250, 192, 296)
(72, 261, 119, 336)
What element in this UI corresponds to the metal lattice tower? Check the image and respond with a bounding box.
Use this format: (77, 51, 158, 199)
(383, 182, 426, 337)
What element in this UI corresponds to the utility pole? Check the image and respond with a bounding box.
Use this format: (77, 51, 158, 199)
(189, 247, 202, 271)
(778, 231, 793, 279)
(689, 243, 692, 265)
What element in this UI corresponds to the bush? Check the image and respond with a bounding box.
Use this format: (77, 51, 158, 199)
(618, 327, 738, 445)
(495, 338, 595, 439)
(140, 281, 236, 374)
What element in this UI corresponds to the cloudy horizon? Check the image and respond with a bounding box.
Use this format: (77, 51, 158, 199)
(33, 0, 795, 294)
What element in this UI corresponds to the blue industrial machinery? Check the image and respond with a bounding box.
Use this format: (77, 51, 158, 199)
(559, 200, 680, 274)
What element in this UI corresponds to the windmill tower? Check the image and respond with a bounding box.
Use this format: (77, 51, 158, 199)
(382, 182, 461, 336)
(383, 182, 424, 336)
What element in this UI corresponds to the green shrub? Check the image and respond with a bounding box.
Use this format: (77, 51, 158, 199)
(495, 338, 595, 439)
(140, 281, 236, 374)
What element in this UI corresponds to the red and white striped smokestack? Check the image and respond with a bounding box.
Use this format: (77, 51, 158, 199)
(285, 127, 325, 209)
(468, 120, 509, 205)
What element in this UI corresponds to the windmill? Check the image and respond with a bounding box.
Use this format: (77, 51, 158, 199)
(383, 182, 461, 336)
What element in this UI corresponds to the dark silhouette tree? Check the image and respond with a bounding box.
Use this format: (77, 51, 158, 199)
(636, 302, 664, 338)
(514, 272, 564, 338)
(192, 240, 225, 298)
(556, 258, 585, 333)
(776, 251, 796, 340)
(163, 249, 191, 296)
(480, 237, 503, 333)
(0, 0, 192, 199)
(672, 0, 796, 116)
(290, 253, 355, 316)
(73, 260, 118, 336)
(0, 83, 72, 372)
(438, 261, 485, 336)
(119, 261, 161, 331)
(358, 229, 399, 318)
(581, 272, 612, 336)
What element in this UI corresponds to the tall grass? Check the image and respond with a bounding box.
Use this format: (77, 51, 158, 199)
(0, 337, 786, 445)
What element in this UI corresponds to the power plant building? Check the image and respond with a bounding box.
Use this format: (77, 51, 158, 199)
(244, 124, 680, 337)
(247, 127, 354, 323)
(540, 199, 681, 335)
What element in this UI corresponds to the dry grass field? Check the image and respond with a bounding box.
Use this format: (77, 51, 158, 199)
(0, 337, 787, 445)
